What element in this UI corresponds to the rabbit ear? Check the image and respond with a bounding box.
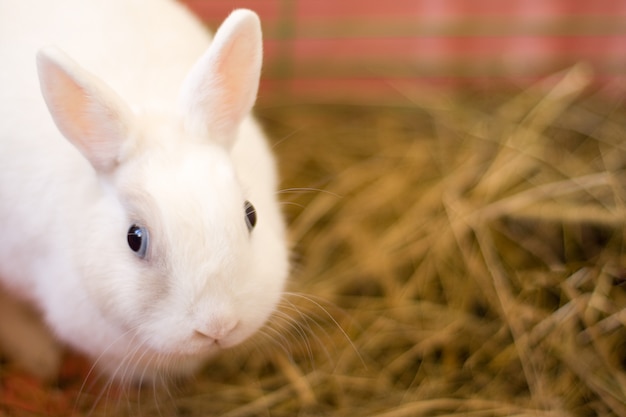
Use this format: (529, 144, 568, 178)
(178, 9, 262, 148)
(37, 47, 133, 173)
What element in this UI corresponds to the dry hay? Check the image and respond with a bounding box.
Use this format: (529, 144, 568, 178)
(3, 66, 626, 416)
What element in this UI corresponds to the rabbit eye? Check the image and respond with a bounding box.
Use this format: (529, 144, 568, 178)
(244, 200, 257, 232)
(127, 224, 149, 258)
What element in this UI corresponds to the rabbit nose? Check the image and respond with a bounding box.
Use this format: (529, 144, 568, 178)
(194, 317, 239, 342)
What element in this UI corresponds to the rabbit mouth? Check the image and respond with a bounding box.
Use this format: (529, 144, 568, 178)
(171, 338, 221, 357)
(158, 328, 238, 358)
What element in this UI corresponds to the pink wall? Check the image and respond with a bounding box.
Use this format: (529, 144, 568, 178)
(182, 0, 626, 103)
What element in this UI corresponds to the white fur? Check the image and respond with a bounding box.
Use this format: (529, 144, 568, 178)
(0, 0, 288, 381)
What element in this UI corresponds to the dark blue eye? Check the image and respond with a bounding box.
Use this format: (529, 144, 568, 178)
(244, 201, 256, 232)
(127, 224, 149, 258)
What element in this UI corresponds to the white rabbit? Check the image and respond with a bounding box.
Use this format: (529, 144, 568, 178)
(0, 0, 288, 382)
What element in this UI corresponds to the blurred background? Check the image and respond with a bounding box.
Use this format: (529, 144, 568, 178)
(182, 0, 626, 104)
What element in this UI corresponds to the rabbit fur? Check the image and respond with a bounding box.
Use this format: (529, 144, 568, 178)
(0, 0, 288, 381)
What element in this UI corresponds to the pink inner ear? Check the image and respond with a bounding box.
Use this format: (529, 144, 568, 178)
(215, 33, 260, 119)
(37, 48, 132, 173)
(178, 10, 262, 147)
(45, 63, 94, 143)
